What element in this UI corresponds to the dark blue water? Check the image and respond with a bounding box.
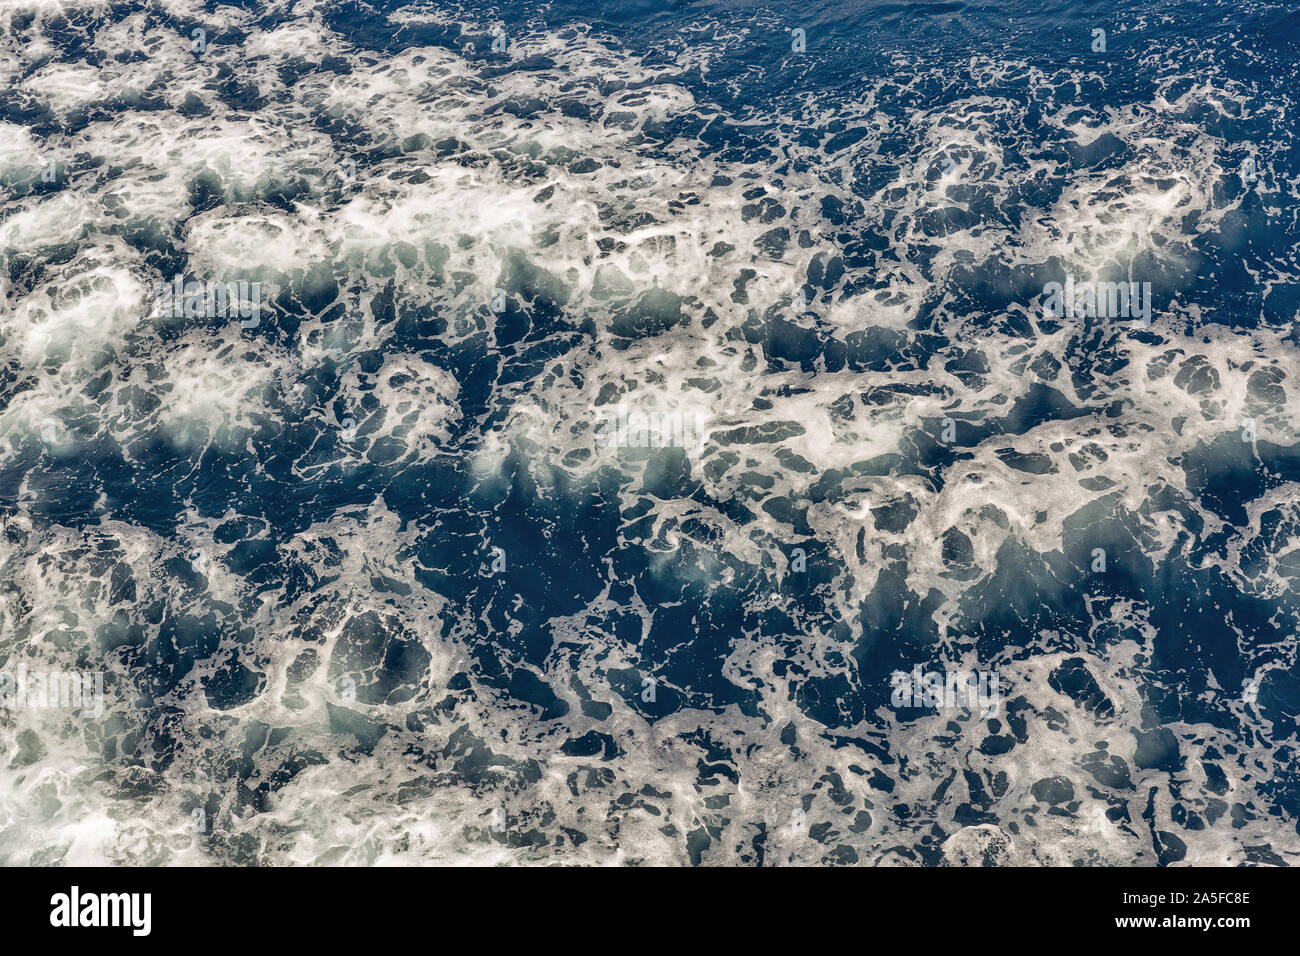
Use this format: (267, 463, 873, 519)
(1, 0, 1298, 865)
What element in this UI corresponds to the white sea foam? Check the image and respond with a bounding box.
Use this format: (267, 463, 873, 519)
(0, 3, 1296, 866)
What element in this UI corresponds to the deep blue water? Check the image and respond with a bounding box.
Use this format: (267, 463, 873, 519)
(1, 0, 1299, 865)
